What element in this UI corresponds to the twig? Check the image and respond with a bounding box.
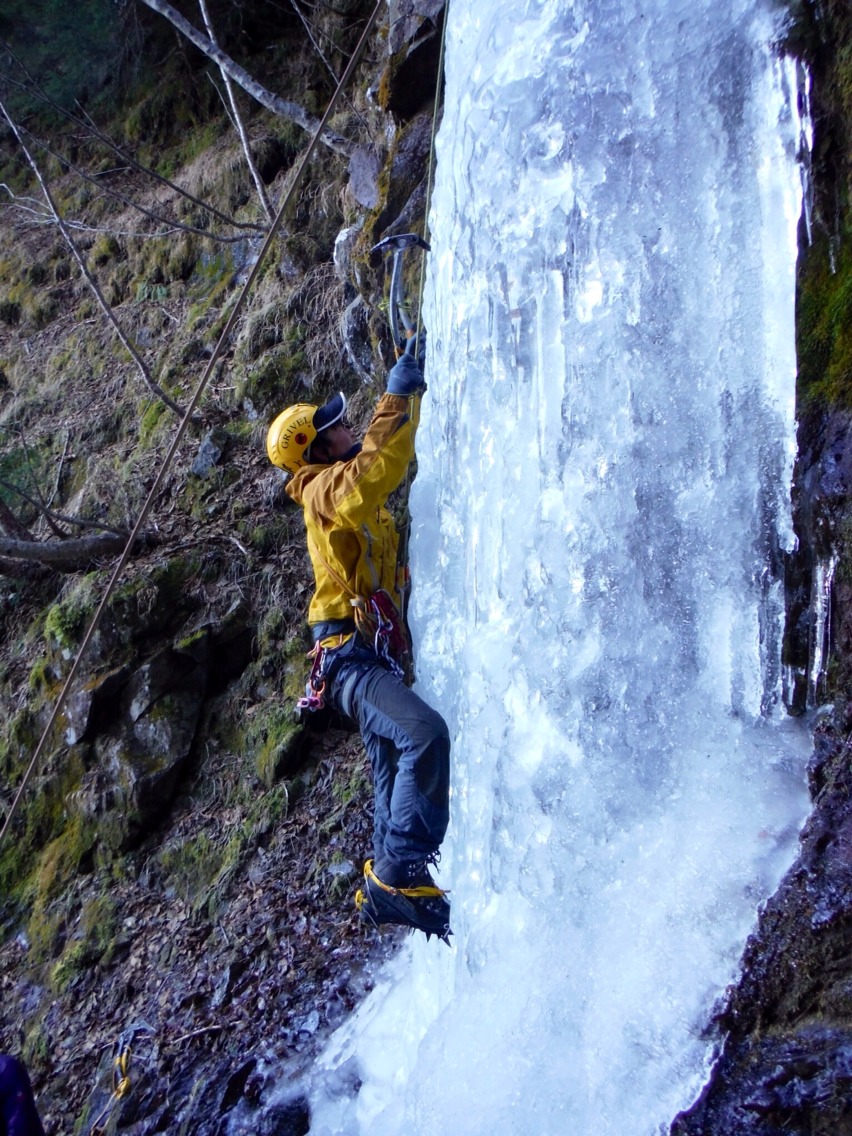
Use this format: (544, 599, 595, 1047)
(0, 51, 265, 233)
(198, 0, 275, 224)
(0, 97, 185, 418)
(15, 424, 65, 537)
(172, 1025, 224, 1046)
(48, 430, 69, 508)
(0, 476, 128, 537)
(14, 121, 263, 243)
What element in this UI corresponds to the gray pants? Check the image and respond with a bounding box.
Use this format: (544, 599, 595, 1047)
(329, 639, 450, 869)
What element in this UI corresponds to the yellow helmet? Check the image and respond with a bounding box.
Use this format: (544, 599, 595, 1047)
(266, 392, 346, 475)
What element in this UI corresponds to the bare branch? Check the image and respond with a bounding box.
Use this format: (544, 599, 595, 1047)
(286, 0, 341, 85)
(198, 0, 275, 224)
(0, 57, 265, 233)
(13, 425, 66, 537)
(0, 499, 34, 542)
(137, 0, 354, 156)
(0, 477, 128, 537)
(0, 97, 186, 419)
(0, 186, 53, 222)
(13, 121, 265, 243)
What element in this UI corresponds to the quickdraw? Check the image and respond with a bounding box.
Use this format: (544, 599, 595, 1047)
(370, 590, 409, 678)
(296, 642, 328, 714)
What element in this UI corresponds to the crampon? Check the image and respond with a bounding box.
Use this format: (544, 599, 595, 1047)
(355, 859, 452, 944)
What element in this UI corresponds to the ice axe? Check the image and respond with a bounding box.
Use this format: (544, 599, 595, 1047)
(371, 232, 430, 357)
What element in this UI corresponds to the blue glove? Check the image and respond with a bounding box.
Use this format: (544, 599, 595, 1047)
(387, 338, 427, 395)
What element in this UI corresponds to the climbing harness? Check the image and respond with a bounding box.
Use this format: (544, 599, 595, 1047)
(297, 533, 412, 718)
(371, 232, 431, 355)
(352, 589, 410, 679)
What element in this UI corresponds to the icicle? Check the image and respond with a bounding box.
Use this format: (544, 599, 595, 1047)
(809, 551, 839, 707)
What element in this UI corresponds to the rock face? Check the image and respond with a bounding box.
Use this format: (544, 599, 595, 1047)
(671, 715, 852, 1134)
(74, 641, 210, 849)
(65, 619, 254, 850)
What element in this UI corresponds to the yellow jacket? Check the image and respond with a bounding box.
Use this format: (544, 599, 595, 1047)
(285, 392, 421, 628)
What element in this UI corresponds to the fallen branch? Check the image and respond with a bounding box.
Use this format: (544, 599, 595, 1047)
(0, 555, 50, 579)
(0, 532, 138, 569)
(172, 1025, 224, 1046)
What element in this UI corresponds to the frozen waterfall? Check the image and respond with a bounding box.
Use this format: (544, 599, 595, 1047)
(306, 0, 810, 1133)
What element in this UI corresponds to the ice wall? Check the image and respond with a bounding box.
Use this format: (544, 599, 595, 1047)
(306, 1, 810, 1133)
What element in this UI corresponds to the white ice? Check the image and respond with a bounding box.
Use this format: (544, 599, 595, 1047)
(303, 1, 811, 1133)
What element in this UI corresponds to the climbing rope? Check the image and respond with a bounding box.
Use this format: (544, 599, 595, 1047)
(393, 6, 449, 614)
(413, 5, 449, 356)
(0, 0, 384, 847)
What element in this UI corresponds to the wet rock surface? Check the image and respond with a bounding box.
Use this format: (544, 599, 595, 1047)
(0, 724, 404, 1135)
(671, 717, 852, 1135)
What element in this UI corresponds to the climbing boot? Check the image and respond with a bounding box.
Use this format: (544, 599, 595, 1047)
(355, 859, 452, 944)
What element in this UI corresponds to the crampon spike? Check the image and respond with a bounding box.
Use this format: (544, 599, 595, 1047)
(355, 859, 451, 943)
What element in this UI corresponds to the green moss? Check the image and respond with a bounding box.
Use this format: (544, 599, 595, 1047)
(255, 705, 303, 788)
(49, 892, 117, 991)
(797, 229, 852, 408)
(87, 233, 121, 269)
(237, 515, 294, 556)
(234, 338, 307, 409)
(27, 814, 98, 962)
(157, 831, 225, 906)
(28, 656, 60, 695)
(107, 558, 197, 641)
(21, 1020, 50, 1080)
(44, 579, 98, 653)
(138, 398, 170, 448)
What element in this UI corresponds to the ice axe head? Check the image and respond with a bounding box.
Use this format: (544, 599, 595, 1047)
(370, 232, 431, 258)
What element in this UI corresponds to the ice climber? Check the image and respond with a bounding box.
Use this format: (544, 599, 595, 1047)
(265, 336, 451, 942)
(0, 1055, 45, 1136)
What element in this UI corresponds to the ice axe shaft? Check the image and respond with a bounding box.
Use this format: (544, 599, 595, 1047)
(371, 233, 431, 352)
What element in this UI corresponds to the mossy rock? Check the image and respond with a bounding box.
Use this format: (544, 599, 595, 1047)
(798, 229, 852, 408)
(254, 704, 305, 789)
(234, 340, 308, 410)
(44, 576, 100, 655)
